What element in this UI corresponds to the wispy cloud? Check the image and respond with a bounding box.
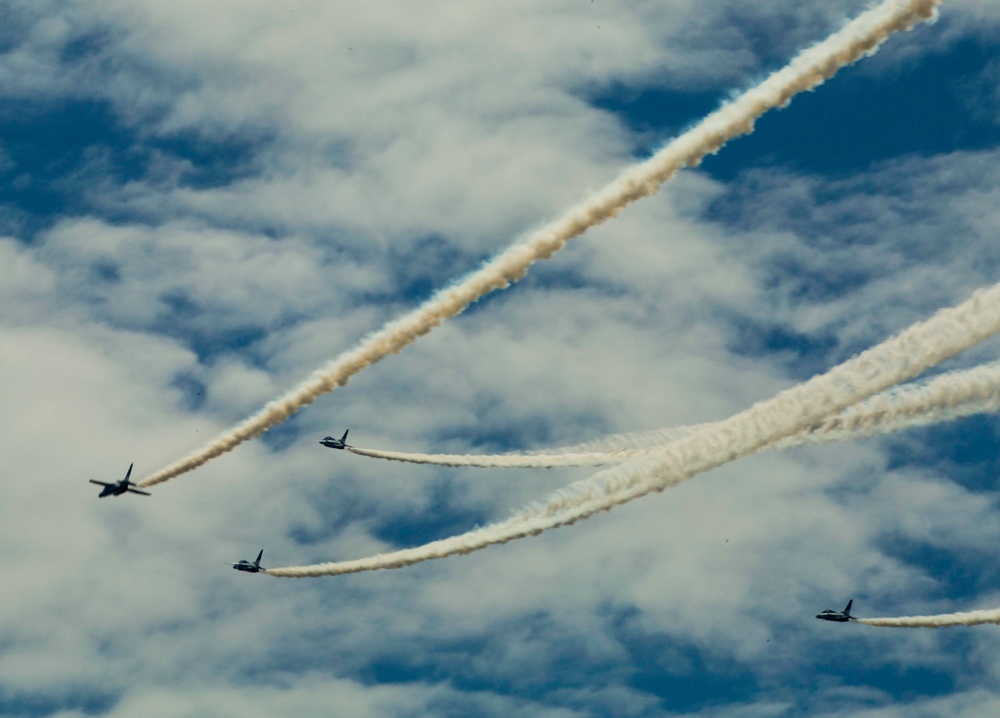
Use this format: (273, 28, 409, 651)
(139, 0, 943, 490)
(268, 262, 1000, 577)
(344, 361, 1000, 467)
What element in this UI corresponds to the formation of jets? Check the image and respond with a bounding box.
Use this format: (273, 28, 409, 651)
(88, 432, 351, 573)
(87, 442, 870, 611)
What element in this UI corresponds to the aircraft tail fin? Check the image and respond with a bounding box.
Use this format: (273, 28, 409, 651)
(255, 549, 264, 567)
(844, 599, 853, 616)
(124, 463, 134, 483)
(341, 430, 349, 444)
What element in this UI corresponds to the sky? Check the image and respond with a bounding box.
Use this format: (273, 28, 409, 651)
(2, 0, 1000, 716)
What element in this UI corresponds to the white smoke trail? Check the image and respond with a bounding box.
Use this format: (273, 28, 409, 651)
(859, 607, 1000, 628)
(344, 423, 707, 466)
(344, 361, 1000, 468)
(346, 445, 635, 467)
(521, 425, 704, 456)
(266, 282, 1000, 577)
(138, 0, 941, 489)
(776, 360, 1000, 449)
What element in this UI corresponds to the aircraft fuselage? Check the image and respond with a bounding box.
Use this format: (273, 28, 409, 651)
(320, 430, 350, 449)
(816, 600, 854, 622)
(815, 611, 852, 622)
(90, 463, 150, 497)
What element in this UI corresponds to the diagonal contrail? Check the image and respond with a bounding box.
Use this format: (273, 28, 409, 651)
(770, 360, 1000, 449)
(343, 361, 1000, 468)
(266, 279, 1000, 577)
(138, 0, 942, 489)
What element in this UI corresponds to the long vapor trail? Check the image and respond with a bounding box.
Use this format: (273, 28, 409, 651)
(266, 282, 1000, 577)
(346, 444, 639, 468)
(859, 607, 1000, 628)
(345, 361, 1000, 468)
(345, 423, 706, 466)
(138, 0, 941, 489)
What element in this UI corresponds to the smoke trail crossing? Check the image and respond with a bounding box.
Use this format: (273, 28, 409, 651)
(345, 361, 1000, 468)
(266, 281, 1000, 577)
(776, 360, 1000, 449)
(138, 0, 941, 489)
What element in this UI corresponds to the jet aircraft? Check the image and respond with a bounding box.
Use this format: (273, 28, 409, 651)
(89, 463, 151, 498)
(227, 549, 266, 573)
(320, 430, 350, 450)
(816, 599, 855, 622)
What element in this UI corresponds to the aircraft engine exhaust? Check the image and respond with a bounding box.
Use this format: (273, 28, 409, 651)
(138, 0, 941, 489)
(267, 279, 1000, 577)
(344, 361, 1000, 468)
(859, 608, 1000, 628)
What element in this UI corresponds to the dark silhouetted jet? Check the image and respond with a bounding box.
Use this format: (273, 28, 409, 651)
(320, 430, 350, 450)
(816, 599, 855, 622)
(227, 549, 266, 573)
(89, 464, 151, 498)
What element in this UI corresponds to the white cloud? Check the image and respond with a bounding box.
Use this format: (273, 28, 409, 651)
(0, 1, 998, 715)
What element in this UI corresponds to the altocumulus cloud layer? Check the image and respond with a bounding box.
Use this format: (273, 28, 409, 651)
(122, 0, 1000, 636)
(138, 0, 942, 488)
(345, 361, 1000, 466)
(267, 283, 1000, 576)
(126, 0, 980, 581)
(4, 0, 1000, 716)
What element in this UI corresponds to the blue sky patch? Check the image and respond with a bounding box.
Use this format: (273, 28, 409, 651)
(591, 37, 1000, 180)
(0, 97, 263, 237)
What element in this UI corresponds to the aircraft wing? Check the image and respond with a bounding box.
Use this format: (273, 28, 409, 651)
(126, 487, 151, 496)
(89, 480, 113, 487)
